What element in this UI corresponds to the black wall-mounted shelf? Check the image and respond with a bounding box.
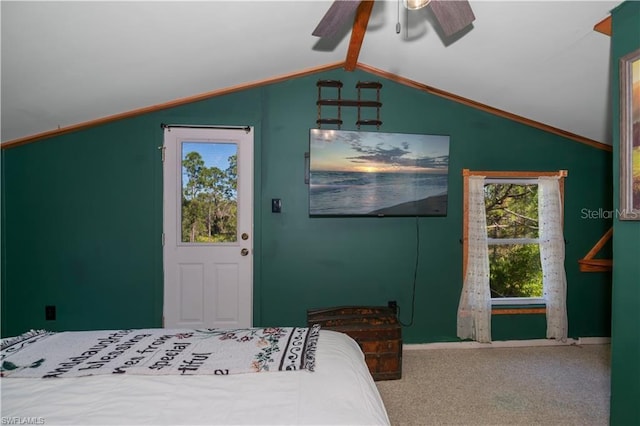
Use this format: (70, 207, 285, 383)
(317, 99, 381, 107)
(316, 80, 382, 129)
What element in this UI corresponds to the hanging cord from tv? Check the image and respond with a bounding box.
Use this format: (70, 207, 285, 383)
(398, 216, 419, 327)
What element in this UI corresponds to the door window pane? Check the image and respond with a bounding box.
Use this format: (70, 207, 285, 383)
(181, 142, 237, 243)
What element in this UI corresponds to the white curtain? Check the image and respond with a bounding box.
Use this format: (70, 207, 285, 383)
(457, 176, 492, 343)
(538, 177, 568, 341)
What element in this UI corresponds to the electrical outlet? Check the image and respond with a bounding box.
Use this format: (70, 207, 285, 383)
(45, 305, 56, 321)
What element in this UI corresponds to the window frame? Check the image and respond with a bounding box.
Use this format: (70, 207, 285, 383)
(462, 169, 567, 311)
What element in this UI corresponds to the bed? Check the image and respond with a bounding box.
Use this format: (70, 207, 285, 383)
(1, 326, 390, 425)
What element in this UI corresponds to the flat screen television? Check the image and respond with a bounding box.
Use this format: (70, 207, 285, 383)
(309, 129, 450, 217)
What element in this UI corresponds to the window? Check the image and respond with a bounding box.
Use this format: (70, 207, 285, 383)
(181, 142, 238, 244)
(484, 180, 542, 305)
(462, 170, 567, 308)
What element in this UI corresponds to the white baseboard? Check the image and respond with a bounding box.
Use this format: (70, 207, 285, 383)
(403, 336, 610, 351)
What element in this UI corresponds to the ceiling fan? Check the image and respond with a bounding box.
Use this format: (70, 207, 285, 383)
(312, 0, 475, 70)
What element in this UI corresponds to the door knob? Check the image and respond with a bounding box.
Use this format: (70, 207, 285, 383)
(241, 248, 249, 256)
(241, 233, 249, 240)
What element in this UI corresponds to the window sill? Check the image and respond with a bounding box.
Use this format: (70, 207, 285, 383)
(492, 297, 544, 306)
(491, 306, 546, 315)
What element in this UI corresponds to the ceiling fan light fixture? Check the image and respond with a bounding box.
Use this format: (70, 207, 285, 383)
(405, 0, 431, 11)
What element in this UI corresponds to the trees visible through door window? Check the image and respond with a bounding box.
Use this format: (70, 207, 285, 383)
(181, 142, 237, 243)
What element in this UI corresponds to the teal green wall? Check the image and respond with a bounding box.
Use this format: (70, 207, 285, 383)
(1, 67, 612, 345)
(610, 2, 640, 424)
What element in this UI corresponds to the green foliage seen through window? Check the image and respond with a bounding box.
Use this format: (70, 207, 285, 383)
(485, 183, 543, 299)
(181, 151, 238, 243)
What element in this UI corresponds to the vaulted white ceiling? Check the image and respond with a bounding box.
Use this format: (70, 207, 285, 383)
(1, 0, 620, 145)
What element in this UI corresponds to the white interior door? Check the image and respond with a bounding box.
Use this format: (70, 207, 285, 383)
(163, 126, 253, 329)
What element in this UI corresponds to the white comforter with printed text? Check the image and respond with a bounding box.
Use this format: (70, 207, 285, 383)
(1, 330, 390, 425)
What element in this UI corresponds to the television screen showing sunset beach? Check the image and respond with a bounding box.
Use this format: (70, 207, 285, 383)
(309, 129, 450, 216)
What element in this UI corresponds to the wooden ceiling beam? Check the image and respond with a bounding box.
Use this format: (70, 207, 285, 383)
(594, 15, 612, 36)
(344, 0, 374, 71)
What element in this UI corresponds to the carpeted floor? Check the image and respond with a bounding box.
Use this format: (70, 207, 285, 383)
(376, 344, 610, 426)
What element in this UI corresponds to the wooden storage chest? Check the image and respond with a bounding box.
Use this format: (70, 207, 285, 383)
(307, 306, 402, 381)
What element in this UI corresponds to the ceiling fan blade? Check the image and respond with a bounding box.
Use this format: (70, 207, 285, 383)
(312, 0, 363, 38)
(429, 0, 475, 38)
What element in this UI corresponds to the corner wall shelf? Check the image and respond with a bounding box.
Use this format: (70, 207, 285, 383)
(578, 227, 613, 272)
(316, 80, 382, 129)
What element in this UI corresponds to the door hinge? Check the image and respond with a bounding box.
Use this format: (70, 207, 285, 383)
(158, 145, 166, 162)
(162, 233, 165, 246)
